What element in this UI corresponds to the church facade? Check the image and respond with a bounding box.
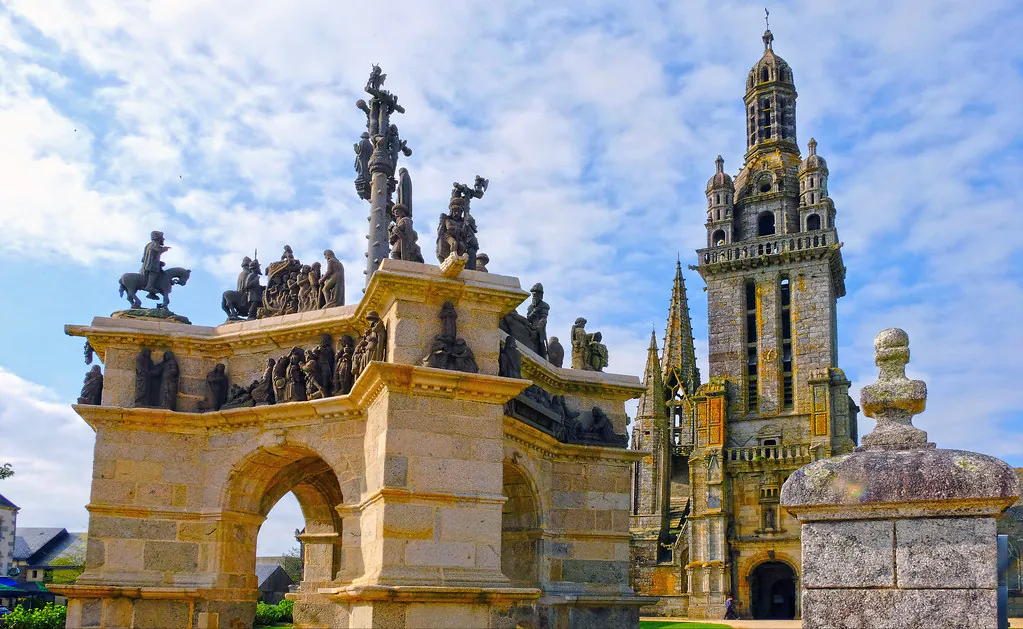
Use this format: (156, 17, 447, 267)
(630, 28, 858, 621)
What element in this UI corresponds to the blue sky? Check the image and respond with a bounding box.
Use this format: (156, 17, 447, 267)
(1, 0, 1022, 556)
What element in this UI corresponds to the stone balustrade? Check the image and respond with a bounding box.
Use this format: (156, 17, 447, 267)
(697, 229, 838, 265)
(724, 443, 815, 464)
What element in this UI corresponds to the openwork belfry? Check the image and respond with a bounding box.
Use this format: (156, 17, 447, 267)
(56, 67, 651, 629)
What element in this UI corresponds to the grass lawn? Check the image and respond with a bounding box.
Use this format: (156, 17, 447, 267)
(639, 622, 730, 629)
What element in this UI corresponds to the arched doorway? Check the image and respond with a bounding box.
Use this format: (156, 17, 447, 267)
(501, 463, 541, 587)
(748, 561, 796, 619)
(221, 444, 346, 627)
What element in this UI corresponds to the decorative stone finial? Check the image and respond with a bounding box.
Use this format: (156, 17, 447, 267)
(859, 328, 931, 450)
(715, 155, 724, 173)
(807, 137, 817, 155)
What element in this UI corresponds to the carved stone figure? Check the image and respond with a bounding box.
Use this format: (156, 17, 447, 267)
(198, 363, 229, 412)
(260, 245, 305, 318)
(396, 166, 412, 214)
(297, 264, 318, 312)
(354, 311, 387, 380)
(78, 365, 103, 406)
(588, 331, 609, 372)
(475, 253, 489, 272)
(320, 251, 345, 307)
(303, 350, 326, 400)
(135, 349, 157, 407)
(389, 203, 424, 263)
(222, 256, 263, 320)
(334, 335, 356, 395)
(354, 132, 374, 200)
(272, 354, 289, 403)
(586, 406, 616, 442)
(422, 302, 479, 373)
(499, 336, 522, 379)
(548, 336, 565, 368)
(221, 384, 254, 410)
(571, 318, 590, 369)
(158, 351, 180, 411)
(436, 177, 487, 269)
(316, 334, 335, 396)
(526, 283, 550, 358)
(140, 230, 170, 300)
(285, 352, 307, 402)
(251, 358, 276, 405)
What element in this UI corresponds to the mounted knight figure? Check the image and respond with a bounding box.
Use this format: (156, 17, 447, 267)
(222, 255, 264, 320)
(119, 231, 191, 310)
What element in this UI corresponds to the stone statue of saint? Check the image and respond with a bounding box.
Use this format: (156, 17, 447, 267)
(159, 351, 180, 411)
(285, 352, 307, 402)
(354, 312, 387, 380)
(588, 332, 609, 372)
(587, 407, 616, 441)
(475, 253, 489, 272)
(272, 355, 289, 403)
(390, 204, 424, 263)
(251, 358, 276, 405)
(320, 251, 345, 307)
(396, 167, 412, 214)
(135, 349, 157, 407)
(571, 318, 590, 370)
(334, 335, 356, 395)
(526, 283, 550, 359)
(198, 363, 229, 412)
(422, 302, 478, 373)
(499, 336, 522, 379)
(354, 132, 374, 200)
(317, 334, 335, 396)
(436, 199, 470, 263)
(303, 350, 325, 400)
(352, 337, 369, 381)
(548, 337, 565, 368)
(140, 231, 170, 300)
(78, 365, 103, 405)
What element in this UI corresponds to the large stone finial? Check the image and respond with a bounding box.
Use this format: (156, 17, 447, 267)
(859, 328, 931, 450)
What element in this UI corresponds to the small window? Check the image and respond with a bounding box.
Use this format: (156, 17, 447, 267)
(758, 212, 776, 236)
(715, 194, 720, 205)
(712, 229, 726, 245)
(761, 67, 769, 82)
(759, 182, 771, 193)
(807, 214, 821, 231)
(762, 438, 777, 446)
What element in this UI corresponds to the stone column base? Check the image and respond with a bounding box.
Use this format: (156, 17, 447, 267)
(50, 584, 258, 629)
(323, 584, 540, 628)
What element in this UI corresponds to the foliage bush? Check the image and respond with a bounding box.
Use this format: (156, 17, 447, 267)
(253, 599, 294, 626)
(1, 603, 67, 629)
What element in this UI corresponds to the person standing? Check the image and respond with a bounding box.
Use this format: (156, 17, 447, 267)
(724, 596, 740, 620)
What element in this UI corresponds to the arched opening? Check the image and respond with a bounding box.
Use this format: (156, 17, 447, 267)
(749, 561, 797, 619)
(221, 445, 346, 627)
(757, 212, 776, 236)
(712, 229, 727, 246)
(761, 67, 770, 82)
(806, 214, 821, 231)
(502, 463, 541, 587)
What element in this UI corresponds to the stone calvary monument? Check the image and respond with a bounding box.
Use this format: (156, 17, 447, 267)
(54, 66, 653, 629)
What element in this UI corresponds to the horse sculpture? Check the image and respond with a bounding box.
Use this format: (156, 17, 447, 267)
(119, 267, 191, 310)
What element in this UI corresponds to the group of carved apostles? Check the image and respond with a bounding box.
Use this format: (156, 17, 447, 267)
(221, 246, 345, 321)
(198, 311, 387, 412)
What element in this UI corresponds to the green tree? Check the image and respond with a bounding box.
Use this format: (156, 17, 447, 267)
(0, 463, 13, 480)
(281, 544, 303, 584)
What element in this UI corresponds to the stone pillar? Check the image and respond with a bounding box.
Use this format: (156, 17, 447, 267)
(781, 328, 1020, 629)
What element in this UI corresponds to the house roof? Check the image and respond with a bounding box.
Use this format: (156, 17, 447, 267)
(13, 529, 85, 567)
(254, 563, 294, 589)
(0, 493, 18, 511)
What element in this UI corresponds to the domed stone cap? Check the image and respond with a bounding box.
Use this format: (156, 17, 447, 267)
(799, 138, 828, 174)
(747, 30, 794, 88)
(781, 448, 1020, 520)
(706, 155, 734, 192)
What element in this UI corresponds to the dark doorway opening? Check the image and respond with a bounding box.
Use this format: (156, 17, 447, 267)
(749, 561, 796, 619)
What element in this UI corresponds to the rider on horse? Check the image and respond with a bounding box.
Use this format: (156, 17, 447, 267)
(141, 231, 170, 300)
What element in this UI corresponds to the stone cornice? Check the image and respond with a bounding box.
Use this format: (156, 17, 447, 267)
(321, 584, 541, 604)
(75, 362, 529, 433)
(66, 259, 529, 362)
(503, 416, 644, 464)
(515, 341, 645, 403)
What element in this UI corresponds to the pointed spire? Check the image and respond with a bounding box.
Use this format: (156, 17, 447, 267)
(715, 155, 725, 174)
(808, 137, 817, 155)
(636, 330, 665, 420)
(663, 261, 701, 396)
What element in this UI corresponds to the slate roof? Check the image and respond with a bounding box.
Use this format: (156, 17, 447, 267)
(13, 529, 86, 567)
(255, 563, 282, 588)
(0, 494, 18, 511)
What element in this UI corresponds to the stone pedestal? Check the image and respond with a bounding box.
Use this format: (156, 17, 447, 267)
(781, 329, 1020, 629)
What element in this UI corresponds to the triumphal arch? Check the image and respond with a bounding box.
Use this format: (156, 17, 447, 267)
(58, 252, 652, 628)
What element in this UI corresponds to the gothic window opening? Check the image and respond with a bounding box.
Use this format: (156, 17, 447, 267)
(807, 214, 821, 231)
(712, 229, 726, 246)
(761, 67, 770, 82)
(781, 276, 793, 409)
(778, 100, 786, 138)
(746, 280, 759, 412)
(760, 98, 772, 140)
(758, 212, 776, 236)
